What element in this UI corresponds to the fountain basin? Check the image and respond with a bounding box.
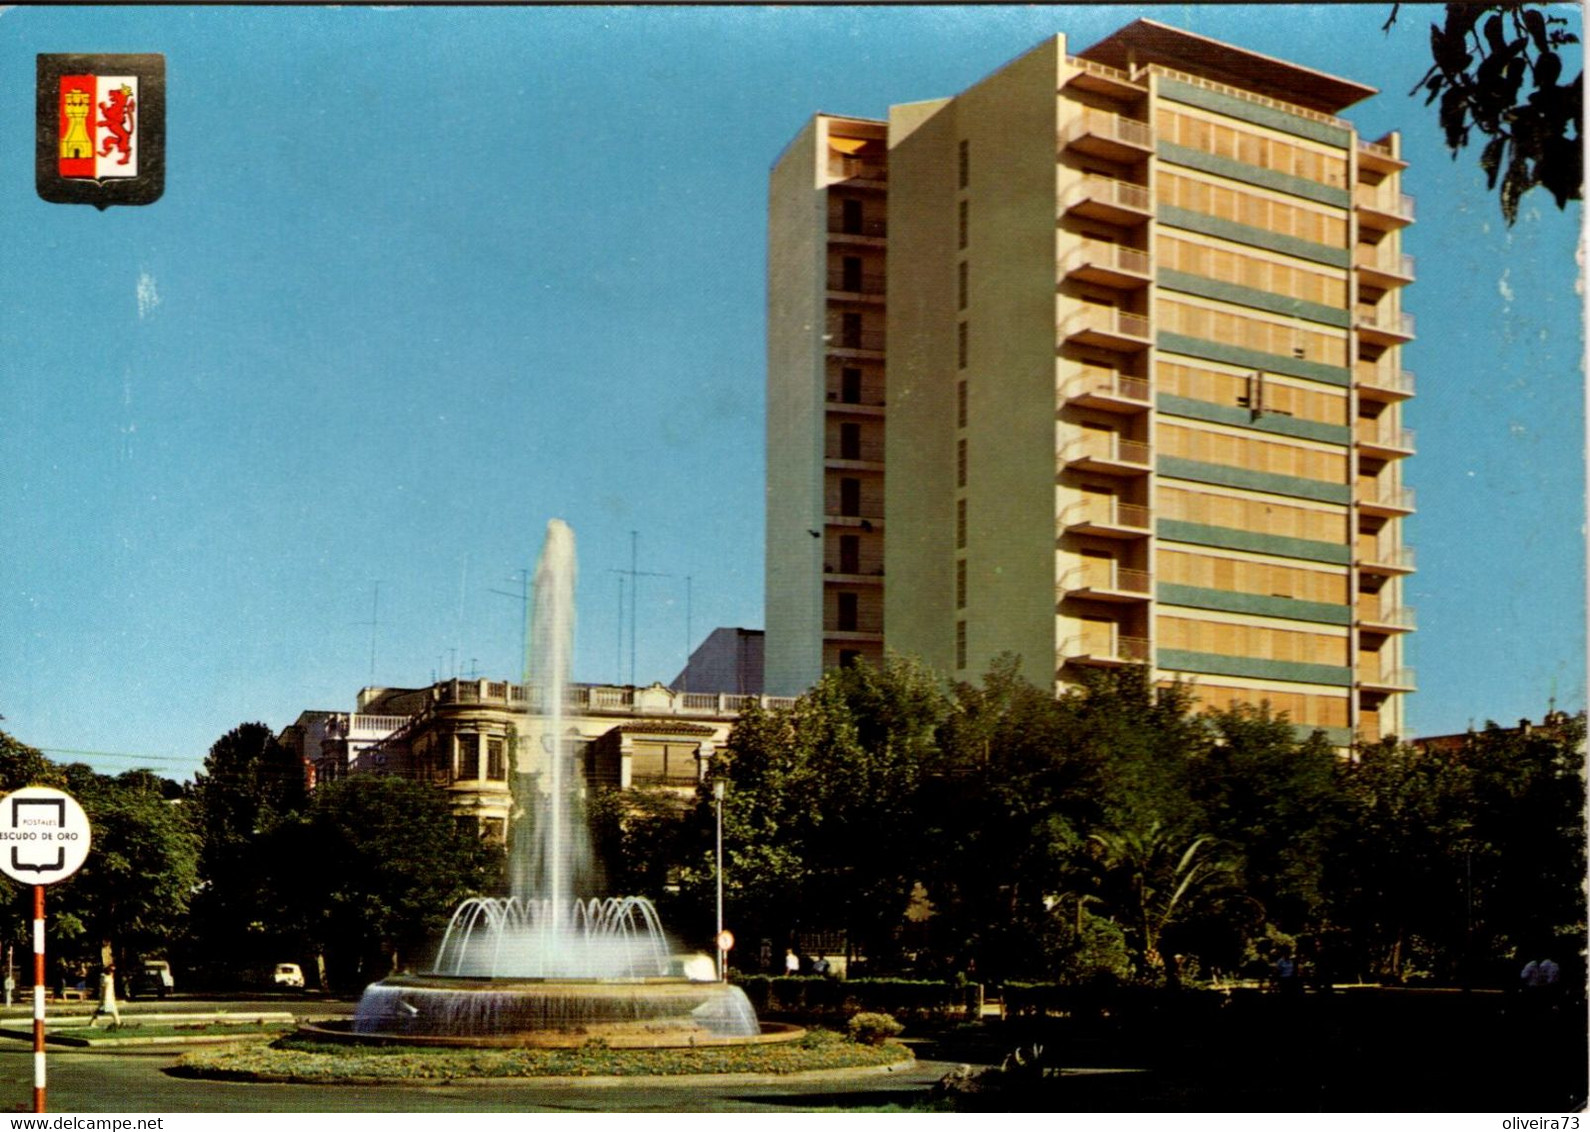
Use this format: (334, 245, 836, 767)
(347, 974, 791, 1048)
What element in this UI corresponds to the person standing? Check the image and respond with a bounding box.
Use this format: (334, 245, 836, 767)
(784, 948, 800, 976)
(88, 965, 120, 1028)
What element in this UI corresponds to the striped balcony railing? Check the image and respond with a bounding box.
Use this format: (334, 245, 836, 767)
(1061, 634, 1152, 663)
(1061, 305, 1151, 342)
(1355, 306, 1416, 337)
(1062, 368, 1151, 405)
(1060, 239, 1151, 278)
(1059, 434, 1151, 467)
(1060, 174, 1151, 215)
(1060, 109, 1153, 152)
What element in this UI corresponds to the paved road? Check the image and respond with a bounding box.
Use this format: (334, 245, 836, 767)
(0, 997, 955, 1113)
(0, 1047, 953, 1113)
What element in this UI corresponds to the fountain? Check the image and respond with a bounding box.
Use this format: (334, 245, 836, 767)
(345, 520, 775, 1048)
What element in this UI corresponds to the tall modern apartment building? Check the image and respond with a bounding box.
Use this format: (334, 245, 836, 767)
(766, 21, 1414, 744)
(766, 114, 891, 693)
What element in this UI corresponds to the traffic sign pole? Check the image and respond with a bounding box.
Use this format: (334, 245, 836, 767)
(32, 885, 44, 1113)
(0, 787, 94, 1116)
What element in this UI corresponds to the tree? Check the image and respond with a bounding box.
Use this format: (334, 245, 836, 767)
(186, 723, 309, 973)
(1324, 737, 1475, 981)
(284, 776, 500, 987)
(51, 770, 200, 974)
(0, 729, 65, 792)
(676, 657, 949, 965)
(1089, 821, 1238, 990)
(1397, 3, 1582, 223)
(586, 785, 686, 900)
(1186, 704, 1341, 937)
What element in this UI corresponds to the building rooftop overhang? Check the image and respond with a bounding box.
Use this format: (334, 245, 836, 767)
(1078, 19, 1377, 114)
(611, 721, 719, 737)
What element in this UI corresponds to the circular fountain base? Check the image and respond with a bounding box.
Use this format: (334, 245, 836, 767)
(342, 974, 797, 1049)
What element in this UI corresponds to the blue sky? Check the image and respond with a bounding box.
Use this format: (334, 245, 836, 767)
(0, 5, 1582, 780)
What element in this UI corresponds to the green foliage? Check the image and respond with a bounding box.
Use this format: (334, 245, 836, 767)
(1088, 821, 1238, 988)
(178, 1026, 906, 1081)
(677, 656, 950, 960)
(284, 776, 501, 984)
(0, 731, 66, 792)
(846, 1011, 904, 1045)
(0, 730, 196, 973)
(52, 769, 201, 968)
(1187, 704, 1340, 935)
(187, 723, 310, 970)
(733, 975, 963, 1019)
(922, 663, 1204, 980)
(1323, 715, 1587, 982)
(586, 786, 686, 900)
(1400, 3, 1582, 224)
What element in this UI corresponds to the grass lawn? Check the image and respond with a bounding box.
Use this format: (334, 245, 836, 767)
(174, 1029, 911, 1083)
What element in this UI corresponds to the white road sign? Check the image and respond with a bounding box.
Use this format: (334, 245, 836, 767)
(0, 787, 91, 885)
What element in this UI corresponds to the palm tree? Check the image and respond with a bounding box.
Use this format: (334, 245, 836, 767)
(1089, 821, 1234, 988)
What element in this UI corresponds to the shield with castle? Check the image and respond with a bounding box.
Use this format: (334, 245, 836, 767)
(36, 54, 165, 208)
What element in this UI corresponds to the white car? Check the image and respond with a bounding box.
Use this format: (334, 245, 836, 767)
(272, 963, 305, 990)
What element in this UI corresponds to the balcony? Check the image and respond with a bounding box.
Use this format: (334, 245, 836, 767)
(826, 268, 886, 299)
(1356, 362, 1415, 401)
(826, 393, 886, 417)
(1145, 62, 1351, 131)
(1354, 245, 1416, 289)
(1059, 109, 1153, 162)
(1357, 540, 1416, 576)
(1061, 367, 1151, 413)
(828, 329, 886, 356)
(1358, 137, 1408, 174)
(823, 565, 884, 585)
(1061, 633, 1152, 668)
(1357, 601, 1417, 633)
(1061, 305, 1151, 351)
(825, 440, 885, 469)
(1059, 433, 1151, 476)
(827, 155, 887, 185)
(1064, 54, 1145, 97)
(1358, 482, 1416, 517)
(1059, 175, 1152, 225)
(1058, 499, 1152, 539)
(1356, 184, 1416, 229)
(1356, 419, 1416, 460)
(1358, 663, 1417, 693)
(826, 512, 884, 531)
(1356, 305, 1416, 346)
(1058, 565, 1152, 604)
(827, 216, 888, 240)
(1060, 239, 1151, 289)
(826, 616, 884, 642)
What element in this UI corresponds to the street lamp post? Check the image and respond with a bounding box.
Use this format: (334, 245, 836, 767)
(714, 778, 726, 982)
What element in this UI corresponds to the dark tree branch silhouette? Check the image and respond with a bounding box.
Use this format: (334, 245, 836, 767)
(1391, 3, 1582, 224)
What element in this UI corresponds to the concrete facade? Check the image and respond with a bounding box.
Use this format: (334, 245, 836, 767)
(765, 115, 890, 695)
(281, 680, 797, 836)
(670, 627, 765, 695)
(769, 21, 1415, 744)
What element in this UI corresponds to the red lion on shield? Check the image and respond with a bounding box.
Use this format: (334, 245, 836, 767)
(96, 84, 135, 165)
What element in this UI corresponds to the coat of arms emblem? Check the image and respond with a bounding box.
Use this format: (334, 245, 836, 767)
(37, 54, 165, 208)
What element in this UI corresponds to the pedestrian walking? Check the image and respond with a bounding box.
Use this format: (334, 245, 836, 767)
(88, 964, 120, 1028)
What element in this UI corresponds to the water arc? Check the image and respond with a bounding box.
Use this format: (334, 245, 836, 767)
(351, 519, 760, 1044)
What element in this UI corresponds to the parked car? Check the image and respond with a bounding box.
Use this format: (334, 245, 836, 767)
(272, 962, 305, 990)
(126, 959, 174, 999)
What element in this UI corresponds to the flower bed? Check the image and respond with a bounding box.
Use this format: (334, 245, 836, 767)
(172, 1029, 912, 1083)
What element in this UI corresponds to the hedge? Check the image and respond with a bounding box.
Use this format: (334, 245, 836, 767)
(732, 975, 976, 1021)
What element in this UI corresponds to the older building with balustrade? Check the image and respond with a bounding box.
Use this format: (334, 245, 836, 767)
(767, 19, 1415, 746)
(280, 679, 797, 838)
